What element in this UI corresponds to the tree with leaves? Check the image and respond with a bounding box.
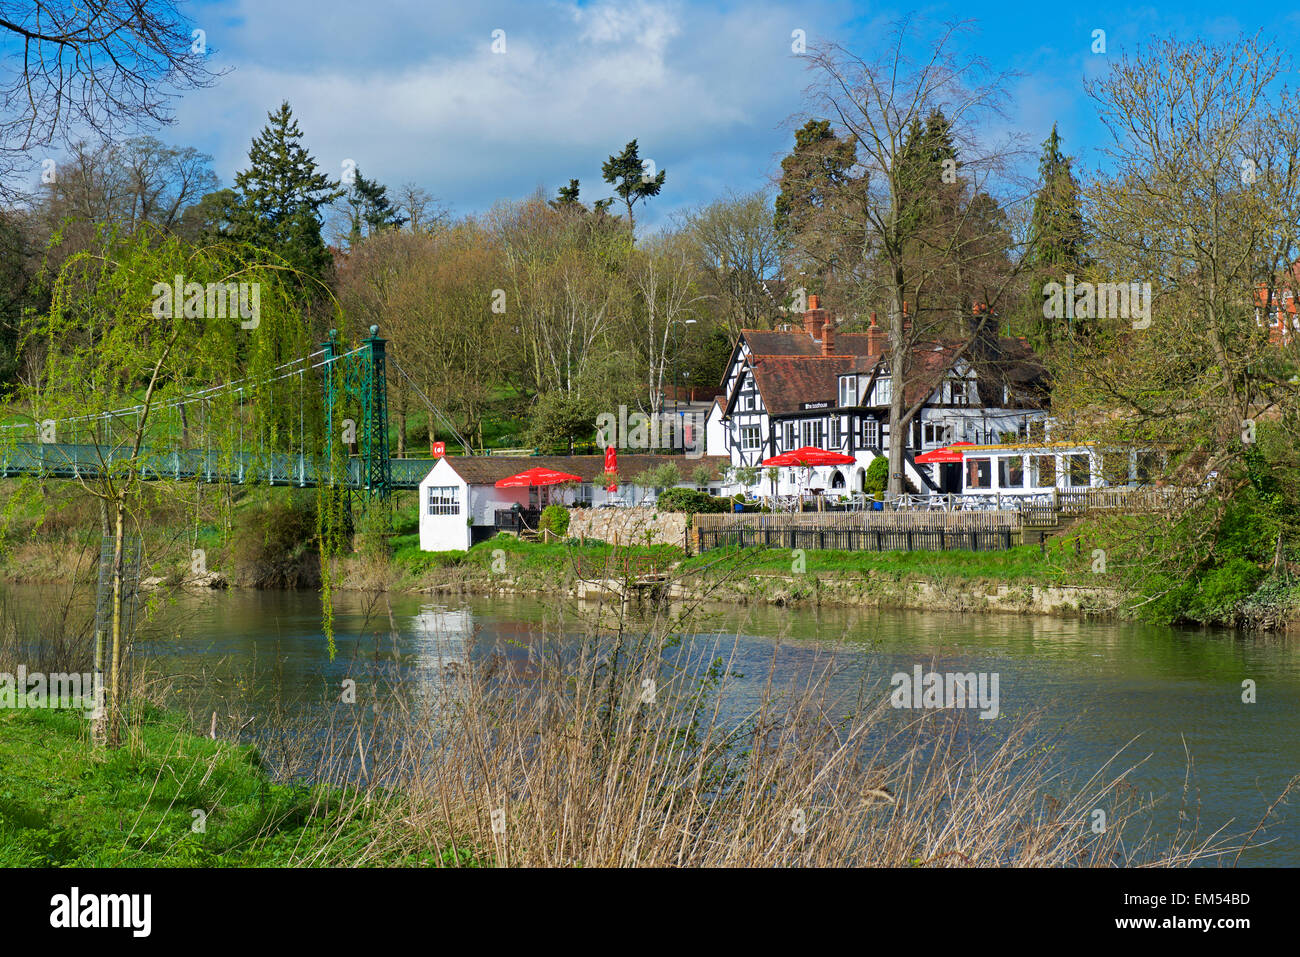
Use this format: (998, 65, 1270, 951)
(601, 140, 665, 231)
(227, 101, 343, 282)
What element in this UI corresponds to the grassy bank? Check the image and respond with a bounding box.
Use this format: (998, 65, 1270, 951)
(1, 479, 1295, 626)
(0, 704, 477, 867)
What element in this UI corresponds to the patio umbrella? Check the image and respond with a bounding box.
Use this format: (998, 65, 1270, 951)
(915, 443, 973, 464)
(762, 446, 855, 467)
(603, 446, 618, 492)
(494, 466, 584, 488)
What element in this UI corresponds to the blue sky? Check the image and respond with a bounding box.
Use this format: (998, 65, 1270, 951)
(128, 1, 1300, 229)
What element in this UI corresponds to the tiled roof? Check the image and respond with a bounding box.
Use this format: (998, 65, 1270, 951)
(749, 355, 881, 415)
(737, 333, 1048, 414)
(742, 329, 877, 357)
(439, 454, 730, 486)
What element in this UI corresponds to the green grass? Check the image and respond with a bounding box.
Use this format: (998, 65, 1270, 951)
(385, 530, 1099, 589)
(679, 538, 1096, 585)
(0, 704, 478, 867)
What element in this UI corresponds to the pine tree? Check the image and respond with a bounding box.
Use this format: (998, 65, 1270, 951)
(550, 179, 583, 210)
(228, 102, 344, 280)
(1025, 124, 1087, 342)
(346, 169, 407, 241)
(601, 140, 665, 231)
(774, 119, 856, 238)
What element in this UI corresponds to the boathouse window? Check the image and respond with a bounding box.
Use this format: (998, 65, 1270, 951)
(966, 457, 992, 489)
(1031, 455, 1056, 488)
(426, 485, 460, 516)
(1066, 454, 1091, 488)
(874, 376, 892, 405)
(998, 456, 1025, 489)
(800, 419, 824, 448)
(862, 419, 879, 449)
(838, 375, 858, 408)
(942, 375, 972, 406)
(740, 426, 761, 451)
(783, 421, 797, 449)
(1136, 451, 1160, 484)
(1101, 453, 1130, 486)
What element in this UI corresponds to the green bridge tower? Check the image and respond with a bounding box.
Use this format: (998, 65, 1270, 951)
(321, 325, 392, 501)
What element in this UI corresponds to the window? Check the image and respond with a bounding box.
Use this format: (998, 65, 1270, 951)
(966, 458, 992, 489)
(874, 377, 892, 405)
(1066, 454, 1091, 488)
(1031, 455, 1056, 488)
(998, 456, 1025, 489)
(1101, 453, 1130, 486)
(838, 375, 858, 408)
(943, 376, 972, 406)
(800, 419, 824, 448)
(426, 485, 460, 516)
(862, 419, 879, 449)
(740, 426, 761, 451)
(783, 421, 796, 449)
(574, 483, 594, 505)
(923, 422, 952, 447)
(1136, 451, 1160, 484)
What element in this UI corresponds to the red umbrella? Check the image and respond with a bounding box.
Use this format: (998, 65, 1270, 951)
(762, 446, 855, 467)
(914, 442, 976, 464)
(494, 466, 584, 488)
(603, 446, 618, 492)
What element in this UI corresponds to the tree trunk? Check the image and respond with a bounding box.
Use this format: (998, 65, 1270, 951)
(887, 288, 907, 497)
(106, 499, 126, 748)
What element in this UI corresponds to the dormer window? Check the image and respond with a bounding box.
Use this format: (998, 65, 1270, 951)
(874, 376, 892, 405)
(838, 375, 858, 408)
(942, 375, 972, 406)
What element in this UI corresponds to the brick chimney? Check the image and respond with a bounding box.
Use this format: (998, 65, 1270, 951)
(821, 316, 836, 355)
(867, 312, 884, 357)
(803, 294, 826, 338)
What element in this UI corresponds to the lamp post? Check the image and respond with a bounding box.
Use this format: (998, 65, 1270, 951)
(672, 318, 697, 416)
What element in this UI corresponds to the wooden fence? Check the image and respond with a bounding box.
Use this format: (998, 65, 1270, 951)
(694, 510, 1020, 554)
(694, 510, 1020, 532)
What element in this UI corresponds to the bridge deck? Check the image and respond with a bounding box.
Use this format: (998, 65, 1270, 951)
(0, 443, 436, 491)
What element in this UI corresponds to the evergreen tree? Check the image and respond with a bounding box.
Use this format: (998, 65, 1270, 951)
(774, 119, 856, 238)
(550, 179, 584, 210)
(1025, 124, 1087, 342)
(346, 169, 407, 242)
(601, 140, 665, 231)
(228, 102, 344, 281)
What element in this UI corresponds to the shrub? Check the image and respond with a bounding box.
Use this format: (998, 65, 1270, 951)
(864, 456, 889, 495)
(539, 504, 570, 536)
(232, 494, 320, 589)
(656, 487, 730, 514)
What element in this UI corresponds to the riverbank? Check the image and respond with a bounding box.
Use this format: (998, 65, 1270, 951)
(0, 704, 479, 866)
(0, 531, 1221, 623)
(0, 501, 1293, 627)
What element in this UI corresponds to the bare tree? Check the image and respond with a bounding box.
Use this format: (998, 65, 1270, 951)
(800, 19, 1027, 494)
(680, 189, 784, 341)
(626, 232, 703, 412)
(1, 0, 220, 197)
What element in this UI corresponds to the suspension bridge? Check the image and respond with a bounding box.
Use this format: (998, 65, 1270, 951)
(0, 326, 468, 499)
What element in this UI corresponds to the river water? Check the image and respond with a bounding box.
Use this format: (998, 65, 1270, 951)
(8, 584, 1296, 865)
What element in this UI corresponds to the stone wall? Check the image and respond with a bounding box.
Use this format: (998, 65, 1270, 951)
(567, 506, 690, 549)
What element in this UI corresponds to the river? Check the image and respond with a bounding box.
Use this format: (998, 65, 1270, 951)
(7, 584, 1296, 865)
